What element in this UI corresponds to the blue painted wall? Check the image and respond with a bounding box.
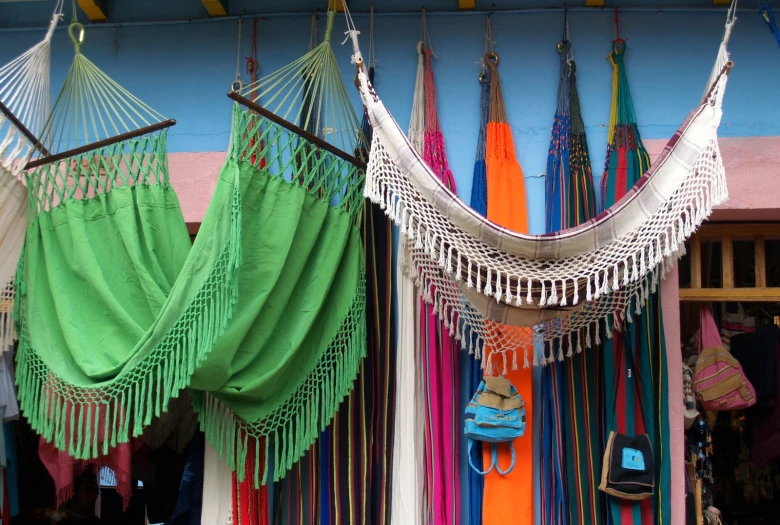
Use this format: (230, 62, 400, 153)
(1, 8, 778, 232)
(1, 4, 779, 523)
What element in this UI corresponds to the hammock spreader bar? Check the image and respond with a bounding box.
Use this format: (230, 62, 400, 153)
(0, 101, 49, 157)
(26, 119, 176, 170)
(227, 91, 366, 170)
(28, 13, 174, 169)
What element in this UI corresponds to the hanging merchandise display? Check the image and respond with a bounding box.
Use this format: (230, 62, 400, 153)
(478, 47, 534, 525)
(0, 0, 63, 307)
(390, 37, 427, 525)
(310, 15, 397, 521)
(541, 11, 603, 525)
(598, 9, 683, 524)
(415, 13, 461, 525)
(227, 18, 271, 525)
(599, 349, 655, 502)
(272, 182, 395, 525)
(464, 25, 494, 525)
(351, 1, 734, 367)
(19, 3, 177, 510)
(464, 375, 526, 475)
(694, 306, 756, 412)
(17, 3, 367, 491)
(599, 12, 651, 213)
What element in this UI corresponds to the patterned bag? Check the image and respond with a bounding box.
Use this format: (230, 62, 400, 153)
(694, 306, 756, 411)
(464, 375, 526, 475)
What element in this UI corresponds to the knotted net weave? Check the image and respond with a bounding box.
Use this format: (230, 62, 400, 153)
(347, 14, 732, 369)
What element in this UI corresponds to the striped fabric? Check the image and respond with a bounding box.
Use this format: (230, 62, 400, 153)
(273, 201, 396, 525)
(600, 40, 671, 525)
(464, 65, 491, 525)
(363, 85, 717, 259)
(541, 32, 603, 525)
(602, 293, 670, 525)
(421, 47, 461, 525)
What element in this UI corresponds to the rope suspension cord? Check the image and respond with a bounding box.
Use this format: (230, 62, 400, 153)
(0, 0, 64, 306)
(0, 0, 64, 167)
(229, 5, 367, 170)
(27, 0, 176, 170)
(232, 17, 245, 92)
(357, 6, 376, 159)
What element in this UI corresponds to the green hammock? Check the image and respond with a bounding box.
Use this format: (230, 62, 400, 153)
(16, 7, 366, 485)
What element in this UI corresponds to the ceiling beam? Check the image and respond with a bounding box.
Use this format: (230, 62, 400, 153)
(77, 0, 107, 21)
(459, 0, 476, 9)
(201, 0, 228, 17)
(328, 0, 346, 12)
(585, 0, 605, 6)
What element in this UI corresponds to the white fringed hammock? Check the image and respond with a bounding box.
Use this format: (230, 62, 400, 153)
(0, 1, 64, 351)
(345, 4, 736, 370)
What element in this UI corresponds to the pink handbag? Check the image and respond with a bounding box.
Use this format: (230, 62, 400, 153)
(694, 306, 757, 411)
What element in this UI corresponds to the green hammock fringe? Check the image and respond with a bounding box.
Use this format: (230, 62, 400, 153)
(15, 130, 245, 460)
(16, 106, 367, 485)
(193, 274, 366, 486)
(187, 104, 368, 486)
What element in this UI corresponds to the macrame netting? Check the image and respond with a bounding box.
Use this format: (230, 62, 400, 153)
(349, 9, 733, 367)
(16, 8, 367, 488)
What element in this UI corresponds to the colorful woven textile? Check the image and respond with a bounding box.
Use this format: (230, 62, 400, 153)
(480, 52, 534, 525)
(600, 42, 650, 213)
(541, 24, 602, 525)
(352, 23, 731, 360)
(464, 65, 491, 525)
(16, 99, 366, 485)
(600, 37, 671, 525)
(420, 46, 460, 525)
(273, 201, 395, 525)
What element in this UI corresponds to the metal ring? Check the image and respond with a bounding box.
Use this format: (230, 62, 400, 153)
(485, 52, 499, 66)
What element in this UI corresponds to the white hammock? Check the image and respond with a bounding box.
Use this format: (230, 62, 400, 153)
(0, 0, 64, 289)
(346, 5, 736, 370)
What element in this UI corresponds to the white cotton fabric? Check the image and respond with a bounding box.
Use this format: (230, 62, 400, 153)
(391, 243, 426, 525)
(347, 9, 735, 368)
(202, 441, 233, 525)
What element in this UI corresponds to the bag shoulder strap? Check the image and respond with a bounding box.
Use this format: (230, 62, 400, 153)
(610, 332, 648, 431)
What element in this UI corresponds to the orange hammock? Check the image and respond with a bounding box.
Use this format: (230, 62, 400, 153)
(482, 52, 534, 525)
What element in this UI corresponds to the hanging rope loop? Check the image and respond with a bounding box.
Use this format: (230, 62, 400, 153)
(611, 7, 627, 52)
(68, 21, 85, 55)
(485, 52, 499, 68)
(245, 19, 259, 75)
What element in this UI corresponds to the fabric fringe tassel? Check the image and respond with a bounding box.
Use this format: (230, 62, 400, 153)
(15, 176, 244, 461)
(193, 276, 367, 487)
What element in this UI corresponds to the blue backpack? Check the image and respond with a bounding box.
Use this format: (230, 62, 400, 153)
(464, 375, 526, 475)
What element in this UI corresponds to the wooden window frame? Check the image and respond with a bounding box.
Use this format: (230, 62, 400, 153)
(680, 222, 780, 302)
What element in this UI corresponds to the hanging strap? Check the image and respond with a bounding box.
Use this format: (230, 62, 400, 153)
(609, 332, 647, 432)
(468, 440, 516, 476)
